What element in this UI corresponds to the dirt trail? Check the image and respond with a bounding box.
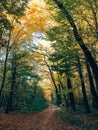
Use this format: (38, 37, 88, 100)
(0, 107, 77, 130)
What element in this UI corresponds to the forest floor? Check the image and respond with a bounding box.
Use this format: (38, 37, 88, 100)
(0, 106, 98, 130)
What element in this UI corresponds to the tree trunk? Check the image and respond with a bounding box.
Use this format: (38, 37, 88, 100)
(53, 0, 98, 90)
(0, 31, 11, 98)
(85, 57, 98, 109)
(67, 78, 76, 110)
(5, 55, 17, 113)
(77, 56, 91, 113)
(43, 55, 61, 106)
(58, 84, 62, 105)
(0, 41, 11, 108)
(0, 48, 9, 96)
(59, 79, 69, 109)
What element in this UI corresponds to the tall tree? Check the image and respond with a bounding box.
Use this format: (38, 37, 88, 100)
(5, 48, 17, 113)
(76, 55, 91, 113)
(85, 57, 98, 109)
(43, 54, 61, 106)
(52, 0, 98, 90)
(67, 78, 76, 110)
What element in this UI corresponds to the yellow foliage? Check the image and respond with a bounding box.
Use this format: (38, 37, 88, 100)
(9, 0, 53, 44)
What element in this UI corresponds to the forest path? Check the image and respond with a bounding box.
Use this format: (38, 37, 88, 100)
(0, 107, 77, 130)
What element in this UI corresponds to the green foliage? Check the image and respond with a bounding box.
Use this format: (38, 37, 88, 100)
(0, 0, 28, 47)
(0, 40, 48, 113)
(0, 0, 27, 16)
(13, 85, 48, 113)
(47, 25, 78, 77)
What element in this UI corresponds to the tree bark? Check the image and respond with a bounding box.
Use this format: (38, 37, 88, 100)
(77, 55, 91, 113)
(5, 55, 17, 113)
(0, 46, 9, 97)
(43, 55, 61, 106)
(59, 79, 69, 109)
(67, 78, 76, 110)
(0, 36, 11, 108)
(85, 57, 98, 109)
(0, 31, 11, 98)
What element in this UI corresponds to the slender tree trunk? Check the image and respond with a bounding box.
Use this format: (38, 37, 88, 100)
(77, 56, 91, 113)
(59, 79, 69, 109)
(5, 56, 16, 113)
(0, 38, 11, 108)
(67, 78, 76, 110)
(43, 55, 61, 106)
(0, 32, 11, 97)
(0, 47, 9, 97)
(53, 0, 98, 90)
(58, 84, 62, 105)
(85, 58, 98, 109)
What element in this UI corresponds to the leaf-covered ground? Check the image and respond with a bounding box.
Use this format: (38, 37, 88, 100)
(0, 107, 98, 130)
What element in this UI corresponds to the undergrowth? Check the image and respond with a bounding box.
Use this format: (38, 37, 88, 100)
(57, 109, 98, 130)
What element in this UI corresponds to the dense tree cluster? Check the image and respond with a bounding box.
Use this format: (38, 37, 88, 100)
(0, 0, 48, 113)
(44, 0, 98, 113)
(0, 0, 98, 115)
